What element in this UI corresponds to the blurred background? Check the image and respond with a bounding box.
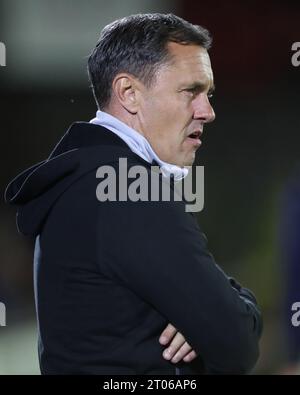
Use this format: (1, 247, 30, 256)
(0, 0, 300, 374)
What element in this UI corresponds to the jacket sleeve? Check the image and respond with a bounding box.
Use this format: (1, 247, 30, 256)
(97, 198, 262, 374)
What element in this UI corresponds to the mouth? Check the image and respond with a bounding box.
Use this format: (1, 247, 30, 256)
(186, 130, 202, 146)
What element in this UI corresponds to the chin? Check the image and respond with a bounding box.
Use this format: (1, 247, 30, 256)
(172, 157, 194, 167)
(169, 153, 195, 167)
(183, 156, 195, 167)
(184, 161, 194, 167)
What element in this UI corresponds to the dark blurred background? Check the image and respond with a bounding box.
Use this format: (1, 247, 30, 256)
(0, 0, 300, 374)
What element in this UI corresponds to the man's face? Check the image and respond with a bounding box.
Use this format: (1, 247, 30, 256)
(136, 43, 215, 167)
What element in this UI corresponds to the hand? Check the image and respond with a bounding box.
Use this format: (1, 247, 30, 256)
(159, 323, 197, 363)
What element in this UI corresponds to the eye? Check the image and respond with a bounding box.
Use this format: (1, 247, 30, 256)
(184, 88, 198, 98)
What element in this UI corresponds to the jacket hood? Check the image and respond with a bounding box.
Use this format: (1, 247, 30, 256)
(5, 122, 137, 236)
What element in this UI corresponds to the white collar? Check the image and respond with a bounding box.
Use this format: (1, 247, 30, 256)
(89, 110, 188, 181)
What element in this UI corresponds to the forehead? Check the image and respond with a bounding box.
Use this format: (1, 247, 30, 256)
(163, 42, 214, 88)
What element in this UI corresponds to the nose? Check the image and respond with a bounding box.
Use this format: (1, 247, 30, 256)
(193, 93, 216, 123)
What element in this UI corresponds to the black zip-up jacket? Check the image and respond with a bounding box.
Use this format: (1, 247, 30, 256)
(5, 122, 262, 375)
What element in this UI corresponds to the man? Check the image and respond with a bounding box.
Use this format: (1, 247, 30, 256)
(5, 13, 262, 374)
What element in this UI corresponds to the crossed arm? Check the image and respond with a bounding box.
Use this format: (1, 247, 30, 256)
(98, 198, 263, 374)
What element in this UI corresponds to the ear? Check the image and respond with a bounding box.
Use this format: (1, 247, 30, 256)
(111, 73, 141, 114)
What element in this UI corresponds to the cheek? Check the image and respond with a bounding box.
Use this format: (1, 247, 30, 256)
(145, 96, 191, 143)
